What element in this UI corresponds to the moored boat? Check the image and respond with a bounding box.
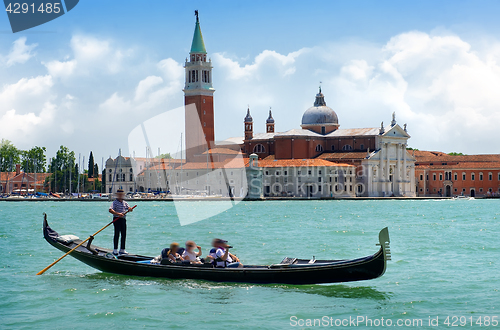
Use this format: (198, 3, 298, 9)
(42, 214, 391, 285)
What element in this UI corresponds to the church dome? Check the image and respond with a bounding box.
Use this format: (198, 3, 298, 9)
(301, 89, 338, 128)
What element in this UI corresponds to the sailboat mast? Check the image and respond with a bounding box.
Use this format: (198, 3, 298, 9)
(77, 153, 81, 196)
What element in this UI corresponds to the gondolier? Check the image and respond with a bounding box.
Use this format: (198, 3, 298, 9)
(109, 189, 134, 255)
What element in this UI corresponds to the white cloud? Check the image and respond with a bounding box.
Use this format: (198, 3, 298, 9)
(45, 59, 76, 78)
(214, 49, 306, 81)
(1, 37, 37, 67)
(157, 58, 183, 81)
(0, 102, 55, 139)
(135, 76, 163, 101)
(45, 35, 132, 78)
(0, 75, 54, 112)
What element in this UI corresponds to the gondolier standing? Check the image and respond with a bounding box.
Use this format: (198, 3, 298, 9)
(109, 189, 134, 255)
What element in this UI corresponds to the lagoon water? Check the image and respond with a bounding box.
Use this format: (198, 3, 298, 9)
(0, 199, 499, 329)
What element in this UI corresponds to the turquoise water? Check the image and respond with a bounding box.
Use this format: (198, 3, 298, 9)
(0, 200, 499, 329)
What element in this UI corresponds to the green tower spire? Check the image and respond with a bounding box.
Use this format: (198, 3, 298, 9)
(190, 10, 207, 54)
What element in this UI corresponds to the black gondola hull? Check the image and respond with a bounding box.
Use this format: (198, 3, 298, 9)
(42, 216, 390, 285)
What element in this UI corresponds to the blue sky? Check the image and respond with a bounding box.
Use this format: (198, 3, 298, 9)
(2, 1, 500, 164)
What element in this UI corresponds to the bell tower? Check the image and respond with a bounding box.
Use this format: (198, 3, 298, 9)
(244, 107, 253, 140)
(184, 10, 215, 162)
(266, 108, 275, 133)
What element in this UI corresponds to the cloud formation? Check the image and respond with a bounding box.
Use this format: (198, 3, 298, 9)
(1, 30, 500, 161)
(0, 37, 37, 67)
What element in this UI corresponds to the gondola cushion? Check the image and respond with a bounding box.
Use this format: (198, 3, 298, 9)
(56, 235, 80, 244)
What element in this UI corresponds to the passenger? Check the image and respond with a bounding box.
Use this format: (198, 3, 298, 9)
(182, 241, 202, 264)
(209, 238, 243, 268)
(165, 242, 184, 263)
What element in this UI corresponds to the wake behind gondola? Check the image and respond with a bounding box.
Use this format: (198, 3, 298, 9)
(42, 214, 391, 285)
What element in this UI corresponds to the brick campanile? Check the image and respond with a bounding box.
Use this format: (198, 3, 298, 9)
(183, 11, 215, 162)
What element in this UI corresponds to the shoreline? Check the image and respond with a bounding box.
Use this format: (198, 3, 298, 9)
(0, 196, 493, 202)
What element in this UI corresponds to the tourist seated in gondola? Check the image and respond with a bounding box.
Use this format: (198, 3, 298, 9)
(207, 238, 243, 268)
(164, 242, 184, 263)
(182, 241, 202, 264)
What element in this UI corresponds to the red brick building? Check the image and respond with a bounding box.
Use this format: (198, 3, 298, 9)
(0, 164, 50, 194)
(415, 151, 500, 197)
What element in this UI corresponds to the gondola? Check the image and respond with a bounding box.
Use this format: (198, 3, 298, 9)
(42, 214, 391, 285)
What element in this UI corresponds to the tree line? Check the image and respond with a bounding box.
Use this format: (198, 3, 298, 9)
(0, 139, 103, 194)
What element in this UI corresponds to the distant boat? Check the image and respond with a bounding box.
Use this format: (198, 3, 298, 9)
(42, 215, 391, 285)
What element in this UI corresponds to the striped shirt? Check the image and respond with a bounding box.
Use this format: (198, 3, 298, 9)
(110, 199, 130, 219)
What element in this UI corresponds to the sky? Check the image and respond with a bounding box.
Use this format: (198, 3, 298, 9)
(2, 0, 500, 166)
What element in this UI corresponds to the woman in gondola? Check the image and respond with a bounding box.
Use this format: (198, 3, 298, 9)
(165, 242, 184, 262)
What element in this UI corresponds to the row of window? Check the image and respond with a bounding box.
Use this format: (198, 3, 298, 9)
(252, 143, 360, 154)
(108, 168, 133, 173)
(190, 54, 207, 62)
(188, 70, 210, 83)
(264, 169, 353, 176)
(420, 187, 499, 193)
(110, 174, 133, 182)
(421, 172, 499, 182)
(264, 183, 354, 194)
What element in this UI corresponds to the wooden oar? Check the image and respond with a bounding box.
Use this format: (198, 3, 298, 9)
(36, 205, 137, 275)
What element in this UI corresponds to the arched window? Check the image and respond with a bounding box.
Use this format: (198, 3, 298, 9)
(331, 145, 335, 151)
(342, 145, 353, 151)
(253, 144, 266, 153)
(315, 144, 324, 152)
(130, 168, 133, 172)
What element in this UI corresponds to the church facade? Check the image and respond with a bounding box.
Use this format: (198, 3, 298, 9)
(238, 91, 416, 197)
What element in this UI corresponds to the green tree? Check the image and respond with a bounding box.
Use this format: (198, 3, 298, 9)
(156, 153, 172, 159)
(88, 151, 95, 178)
(48, 146, 76, 193)
(448, 152, 465, 156)
(0, 139, 21, 172)
(21, 146, 47, 173)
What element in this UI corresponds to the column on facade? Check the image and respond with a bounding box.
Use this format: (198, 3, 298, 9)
(402, 144, 407, 194)
(386, 142, 390, 194)
(367, 164, 372, 196)
(403, 144, 407, 181)
(379, 142, 384, 196)
(396, 143, 401, 195)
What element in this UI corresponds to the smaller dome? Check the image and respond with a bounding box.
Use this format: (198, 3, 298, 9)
(301, 90, 338, 128)
(244, 107, 253, 122)
(266, 109, 274, 123)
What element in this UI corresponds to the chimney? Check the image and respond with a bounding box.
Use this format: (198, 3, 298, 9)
(15, 164, 21, 175)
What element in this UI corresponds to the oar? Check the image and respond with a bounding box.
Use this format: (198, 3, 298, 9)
(36, 205, 137, 275)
